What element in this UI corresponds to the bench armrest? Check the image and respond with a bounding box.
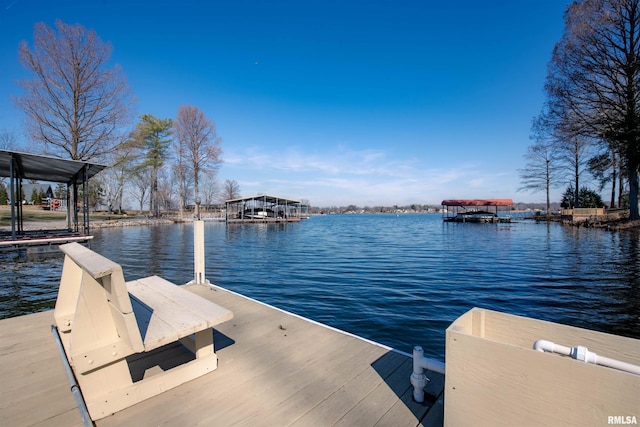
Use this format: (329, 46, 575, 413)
(60, 242, 120, 280)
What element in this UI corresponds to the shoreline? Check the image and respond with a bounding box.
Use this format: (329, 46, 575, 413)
(3, 213, 640, 232)
(531, 215, 640, 231)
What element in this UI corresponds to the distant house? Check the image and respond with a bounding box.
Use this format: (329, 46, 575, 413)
(22, 183, 55, 203)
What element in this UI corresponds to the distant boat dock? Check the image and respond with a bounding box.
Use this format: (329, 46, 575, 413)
(0, 229, 93, 252)
(225, 194, 307, 223)
(0, 150, 105, 251)
(441, 199, 514, 223)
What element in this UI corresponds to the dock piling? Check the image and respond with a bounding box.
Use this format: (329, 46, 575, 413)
(194, 220, 206, 285)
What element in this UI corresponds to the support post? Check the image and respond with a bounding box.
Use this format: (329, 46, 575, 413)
(9, 155, 16, 240)
(83, 164, 89, 235)
(193, 220, 206, 285)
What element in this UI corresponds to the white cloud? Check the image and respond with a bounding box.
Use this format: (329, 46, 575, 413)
(220, 144, 524, 206)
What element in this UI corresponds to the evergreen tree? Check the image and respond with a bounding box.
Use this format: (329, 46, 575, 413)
(0, 182, 8, 205)
(30, 188, 40, 204)
(561, 186, 604, 208)
(54, 182, 67, 199)
(130, 114, 173, 218)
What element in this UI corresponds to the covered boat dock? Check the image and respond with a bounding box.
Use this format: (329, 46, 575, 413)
(225, 194, 304, 223)
(0, 150, 106, 250)
(441, 199, 514, 223)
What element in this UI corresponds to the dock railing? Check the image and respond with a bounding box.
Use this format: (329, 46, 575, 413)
(561, 207, 605, 216)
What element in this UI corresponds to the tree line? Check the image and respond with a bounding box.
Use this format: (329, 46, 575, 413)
(99, 109, 242, 217)
(519, 0, 640, 220)
(6, 19, 242, 217)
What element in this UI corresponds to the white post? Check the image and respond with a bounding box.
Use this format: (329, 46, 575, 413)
(411, 346, 428, 403)
(194, 220, 206, 285)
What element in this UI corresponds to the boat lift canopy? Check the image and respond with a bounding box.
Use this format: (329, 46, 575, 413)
(441, 199, 514, 222)
(441, 199, 514, 207)
(225, 194, 303, 223)
(0, 150, 107, 240)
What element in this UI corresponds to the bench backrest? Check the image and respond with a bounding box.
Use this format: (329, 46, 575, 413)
(55, 243, 144, 373)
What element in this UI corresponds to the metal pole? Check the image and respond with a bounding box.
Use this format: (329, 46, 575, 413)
(51, 326, 93, 427)
(9, 155, 16, 240)
(17, 176, 23, 232)
(83, 164, 89, 235)
(66, 182, 71, 230)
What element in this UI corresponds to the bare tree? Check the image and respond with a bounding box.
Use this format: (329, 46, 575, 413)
(157, 168, 175, 212)
(518, 118, 562, 215)
(172, 130, 189, 218)
(544, 0, 640, 219)
(0, 130, 18, 189)
(222, 179, 241, 201)
(174, 105, 222, 219)
(0, 129, 19, 151)
(555, 134, 596, 207)
(200, 174, 220, 214)
(98, 143, 137, 213)
(16, 20, 134, 161)
(588, 147, 626, 207)
(129, 168, 150, 213)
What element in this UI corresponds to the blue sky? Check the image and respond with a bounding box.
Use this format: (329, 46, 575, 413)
(1, 1, 571, 207)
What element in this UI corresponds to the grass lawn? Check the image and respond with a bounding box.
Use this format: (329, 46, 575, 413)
(0, 205, 66, 225)
(0, 205, 135, 227)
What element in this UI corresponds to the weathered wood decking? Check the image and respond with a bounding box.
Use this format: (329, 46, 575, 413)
(0, 284, 444, 426)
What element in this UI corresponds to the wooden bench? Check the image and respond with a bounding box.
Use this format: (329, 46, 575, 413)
(53, 242, 233, 421)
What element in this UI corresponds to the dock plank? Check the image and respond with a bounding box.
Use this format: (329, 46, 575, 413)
(290, 361, 388, 427)
(0, 311, 84, 427)
(0, 284, 444, 427)
(209, 336, 385, 426)
(255, 343, 387, 423)
(377, 371, 445, 426)
(333, 357, 416, 426)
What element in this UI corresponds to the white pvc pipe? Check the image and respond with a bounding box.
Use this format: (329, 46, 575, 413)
(533, 339, 572, 356)
(533, 339, 640, 376)
(410, 346, 446, 403)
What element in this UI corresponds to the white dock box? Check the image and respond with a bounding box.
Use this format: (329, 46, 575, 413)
(444, 308, 640, 426)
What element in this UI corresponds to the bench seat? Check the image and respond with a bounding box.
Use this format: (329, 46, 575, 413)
(53, 243, 233, 420)
(128, 275, 233, 351)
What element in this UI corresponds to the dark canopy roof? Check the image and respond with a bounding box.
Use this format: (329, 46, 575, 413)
(0, 150, 107, 184)
(441, 199, 514, 207)
(225, 194, 301, 205)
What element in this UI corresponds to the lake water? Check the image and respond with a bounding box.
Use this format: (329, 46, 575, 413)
(1, 214, 638, 360)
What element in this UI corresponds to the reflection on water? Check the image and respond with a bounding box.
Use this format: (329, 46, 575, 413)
(1, 214, 638, 360)
(0, 250, 65, 318)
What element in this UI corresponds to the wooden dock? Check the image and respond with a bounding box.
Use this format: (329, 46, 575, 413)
(0, 234, 93, 252)
(0, 283, 444, 426)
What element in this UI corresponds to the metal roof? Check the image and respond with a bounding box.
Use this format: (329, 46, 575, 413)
(225, 194, 301, 205)
(441, 199, 514, 207)
(0, 150, 107, 184)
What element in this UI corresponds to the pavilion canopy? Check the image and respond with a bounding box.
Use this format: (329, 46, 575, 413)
(0, 150, 107, 184)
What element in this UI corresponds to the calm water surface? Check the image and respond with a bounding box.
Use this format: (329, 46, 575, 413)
(1, 214, 639, 360)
